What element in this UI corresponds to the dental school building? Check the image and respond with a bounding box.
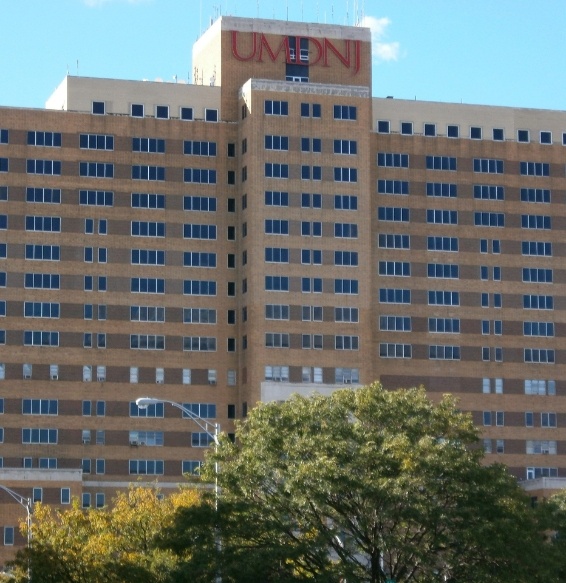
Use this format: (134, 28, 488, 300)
(1, 14, 566, 560)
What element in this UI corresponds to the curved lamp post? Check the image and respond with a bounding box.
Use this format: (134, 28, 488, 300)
(0, 484, 32, 581)
(135, 397, 222, 582)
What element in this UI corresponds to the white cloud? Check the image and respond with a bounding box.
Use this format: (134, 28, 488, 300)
(360, 15, 400, 62)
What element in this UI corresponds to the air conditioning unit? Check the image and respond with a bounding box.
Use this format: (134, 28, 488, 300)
(129, 440, 139, 446)
(83, 438, 91, 445)
(344, 379, 352, 384)
(24, 374, 31, 380)
(97, 376, 105, 382)
(156, 379, 163, 384)
(51, 375, 58, 380)
(209, 380, 217, 385)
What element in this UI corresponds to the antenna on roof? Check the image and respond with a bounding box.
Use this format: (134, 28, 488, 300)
(76, 60, 79, 76)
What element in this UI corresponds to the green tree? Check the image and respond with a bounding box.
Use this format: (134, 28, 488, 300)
(163, 383, 550, 583)
(8, 485, 200, 583)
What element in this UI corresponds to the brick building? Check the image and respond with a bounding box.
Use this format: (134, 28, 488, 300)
(1, 15, 566, 563)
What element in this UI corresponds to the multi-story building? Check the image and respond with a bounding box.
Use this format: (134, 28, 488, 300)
(1, 14, 566, 562)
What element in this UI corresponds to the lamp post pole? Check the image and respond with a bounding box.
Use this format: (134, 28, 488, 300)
(0, 484, 32, 582)
(135, 397, 222, 582)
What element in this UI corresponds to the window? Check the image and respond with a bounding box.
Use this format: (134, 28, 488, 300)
(22, 428, 57, 444)
(334, 279, 359, 295)
(521, 241, 552, 257)
(334, 223, 358, 238)
(265, 365, 289, 381)
(378, 261, 410, 276)
(300, 103, 321, 118)
(427, 209, 457, 224)
(473, 158, 503, 174)
(0, 159, 7, 172)
(25, 215, 60, 232)
(183, 280, 217, 296)
(80, 190, 113, 206)
(517, 129, 529, 143)
(265, 247, 289, 263)
(265, 191, 288, 207)
(183, 308, 216, 324)
(180, 107, 193, 120)
(131, 103, 144, 117)
(524, 379, 556, 395)
(527, 440, 556, 454)
(378, 207, 409, 222)
(265, 276, 289, 292)
(428, 318, 460, 333)
(130, 401, 164, 417)
(470, 126, 482, 139)
(129, 431, 164, 446)
(302, 193, 322, 208)
(336, 307, 359, 323)
(427, 263, 458, 279)
(524, 349, 555, 363)
(426, 156, 456, 170)
(25, 245, 60, 261)
(133, 137, 165, 153)
(377, 120, 390, 133)
(183, 337, 217, 351)
(427, 236, 458, 252)
(520, 161, 549, 176)
(334, 195, 357, 210)
(265, 304, 289, 320)
(522, 215, 551, 229)
(334, 139, 357, 154)
(377, 153, 409, 168)
(129, 460, 164, 475)
(428, 290, 460, 306)
(265, 163, 289, 179)
(80, 134, 114, 150)
(378, 234, 410, 249)
(183, 195, 216, 211)
(378, 180, 409, 195)
(131, 221, 165, 237)
(379, 315, 411, 331)
(541, 412, 557, 428)
(335, 251, 358, 266)
(265, 333, 290, 348)
(334, 105, 356, 120)
(521, 188, 551, 203)
(184, 140, 217, 156)
(302, 306, 323, 321)
(4, 527, 14, 546)
(130, 306, 165, 322)
(522, 268, 552, 283)
(130, 335, 165, 350)
(24, 302, 59, 318)
(474, 212, 505, 227)
(28, 131, 61, 147)
(265, 135, 289, 151)
(523, 295, 553, 310)
(379, 343, 411, 358)
(474, 185, 504, 200)
(80, 162, 114, 178)
(156, 105, 169, 119)
(301, 277, 322, 293)
(264, 100, 288, 115)
(27, 187, 62, 203)
(133, 165, 166, 181)
(131, 249, 166, 266)
(265, 219, 289, 235)
(493, 128, 504, 141)
(429, 345, 460, 360)
(205, 109, 218, 122)
(61, 488, 71, 504)
(183, 252, 216, 268)
(22, 399, 58, 415)
(130, 278, 165, 294)
(424, 123, 436, 137)
(183, 224, 216, 239)
(379, 288, 411, 304)
(23, 331, 59, 346)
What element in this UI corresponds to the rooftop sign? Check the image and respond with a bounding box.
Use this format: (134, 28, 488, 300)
(231, 31, 362, 74)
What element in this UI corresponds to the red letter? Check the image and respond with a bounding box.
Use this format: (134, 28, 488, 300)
(231, 31, 257, 62)
(257, 33, 288, 63)
(323, 38, 351, 69)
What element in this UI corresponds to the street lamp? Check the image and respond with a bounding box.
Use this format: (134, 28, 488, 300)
(0, 484, 32, 581)
(135, 397, 220, 502)
(135, 397, 222, 582)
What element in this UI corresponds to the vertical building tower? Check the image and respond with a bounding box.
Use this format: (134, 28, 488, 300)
(1, 14, 566, 563)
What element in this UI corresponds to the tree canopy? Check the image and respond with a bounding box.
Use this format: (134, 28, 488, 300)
(8, 485, 200, 583)
(162, 383, 551, 583)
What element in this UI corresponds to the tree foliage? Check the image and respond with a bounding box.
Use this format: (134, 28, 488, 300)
(8, 485, 200, 583)
(162, 383, 551, 583)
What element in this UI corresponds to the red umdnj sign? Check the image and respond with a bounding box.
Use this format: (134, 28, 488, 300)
(231, 31, 362, 74)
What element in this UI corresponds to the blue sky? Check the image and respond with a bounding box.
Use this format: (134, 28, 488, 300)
(1, 0, 565, 111)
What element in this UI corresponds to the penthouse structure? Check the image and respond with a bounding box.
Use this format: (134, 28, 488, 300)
(1, 14, 566, 561)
